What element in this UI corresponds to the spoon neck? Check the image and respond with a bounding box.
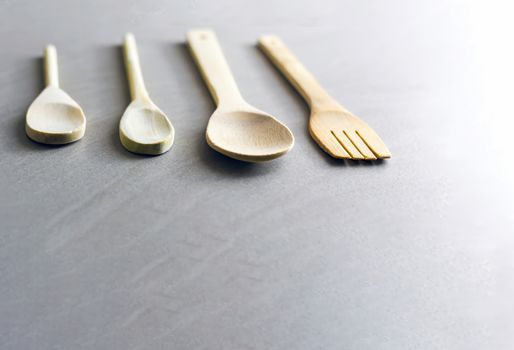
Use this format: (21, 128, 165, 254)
(214, 87, 248, 110)
(132, 95, 153, 108)
(133, 90, 150, 102)
(44, 45, 59, 88)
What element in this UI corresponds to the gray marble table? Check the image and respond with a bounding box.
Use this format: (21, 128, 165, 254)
(1, 1, 513, 349)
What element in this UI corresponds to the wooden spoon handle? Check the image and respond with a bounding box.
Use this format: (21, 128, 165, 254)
(123, 33, 149, 101)
(187, 29, 244, 108)
(44, 45, 59, 88)
(259, 35, 340, 112)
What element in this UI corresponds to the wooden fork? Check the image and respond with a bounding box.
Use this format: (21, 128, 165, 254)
(259, 35, 391, 160)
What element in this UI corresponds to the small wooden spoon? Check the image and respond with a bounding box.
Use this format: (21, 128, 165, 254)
(187, 29, 294, 162)
(26, 45, 86, 144)
(119, 33, 174, 155)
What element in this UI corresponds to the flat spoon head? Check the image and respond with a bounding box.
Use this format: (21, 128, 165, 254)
(25, 86, 86, 144)
(119, 99, 174, 155)
(206, 108, 294, 162)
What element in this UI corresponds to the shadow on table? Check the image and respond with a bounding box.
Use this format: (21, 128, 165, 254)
(14, 115, 77, 150)
(195, 139, 280, 177)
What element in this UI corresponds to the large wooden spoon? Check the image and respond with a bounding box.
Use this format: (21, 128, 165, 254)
(119, 33, 174, 155)
(26, 45, 86, 144)
(187, 29, 294, 162)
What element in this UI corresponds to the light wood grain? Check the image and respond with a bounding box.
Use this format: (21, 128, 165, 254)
(259, 35, 391, 160)
(119, 33, 175, 155)
(187, 29, 294, 162)
(25, 45, 86, 144)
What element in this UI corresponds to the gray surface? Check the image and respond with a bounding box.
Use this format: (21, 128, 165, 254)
(1, 0, 513, 349)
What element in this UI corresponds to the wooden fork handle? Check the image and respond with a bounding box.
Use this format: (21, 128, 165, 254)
(187, 29, 244, 108)
(259, 35, 340, 111)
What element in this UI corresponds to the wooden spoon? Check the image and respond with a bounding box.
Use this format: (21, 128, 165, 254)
(187, 29, 294, 162)
(26, 45, 86, 144)
(119, 33, 174, 155)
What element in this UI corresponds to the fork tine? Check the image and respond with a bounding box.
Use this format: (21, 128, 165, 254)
(314, 130, 351, 158)
(331, 130, 365, 160)
(356, 129, 392, 159)
(344, 130, 377, 160)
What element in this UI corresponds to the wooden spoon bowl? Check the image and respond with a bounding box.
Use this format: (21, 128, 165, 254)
(119, 100, 174, 155)
(206, 110, 293, 162)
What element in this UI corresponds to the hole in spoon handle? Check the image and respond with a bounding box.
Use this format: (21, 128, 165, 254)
(44, 45, 59, 88)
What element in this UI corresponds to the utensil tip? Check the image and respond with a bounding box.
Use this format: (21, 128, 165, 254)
(124, 32, 135, 41)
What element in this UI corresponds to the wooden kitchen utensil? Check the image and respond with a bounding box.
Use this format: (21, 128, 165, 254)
(187, 29, 294, 162)
(120, 33, 174, 155)
(259, 35, 391, 160)
(26, 45, 86, 144)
